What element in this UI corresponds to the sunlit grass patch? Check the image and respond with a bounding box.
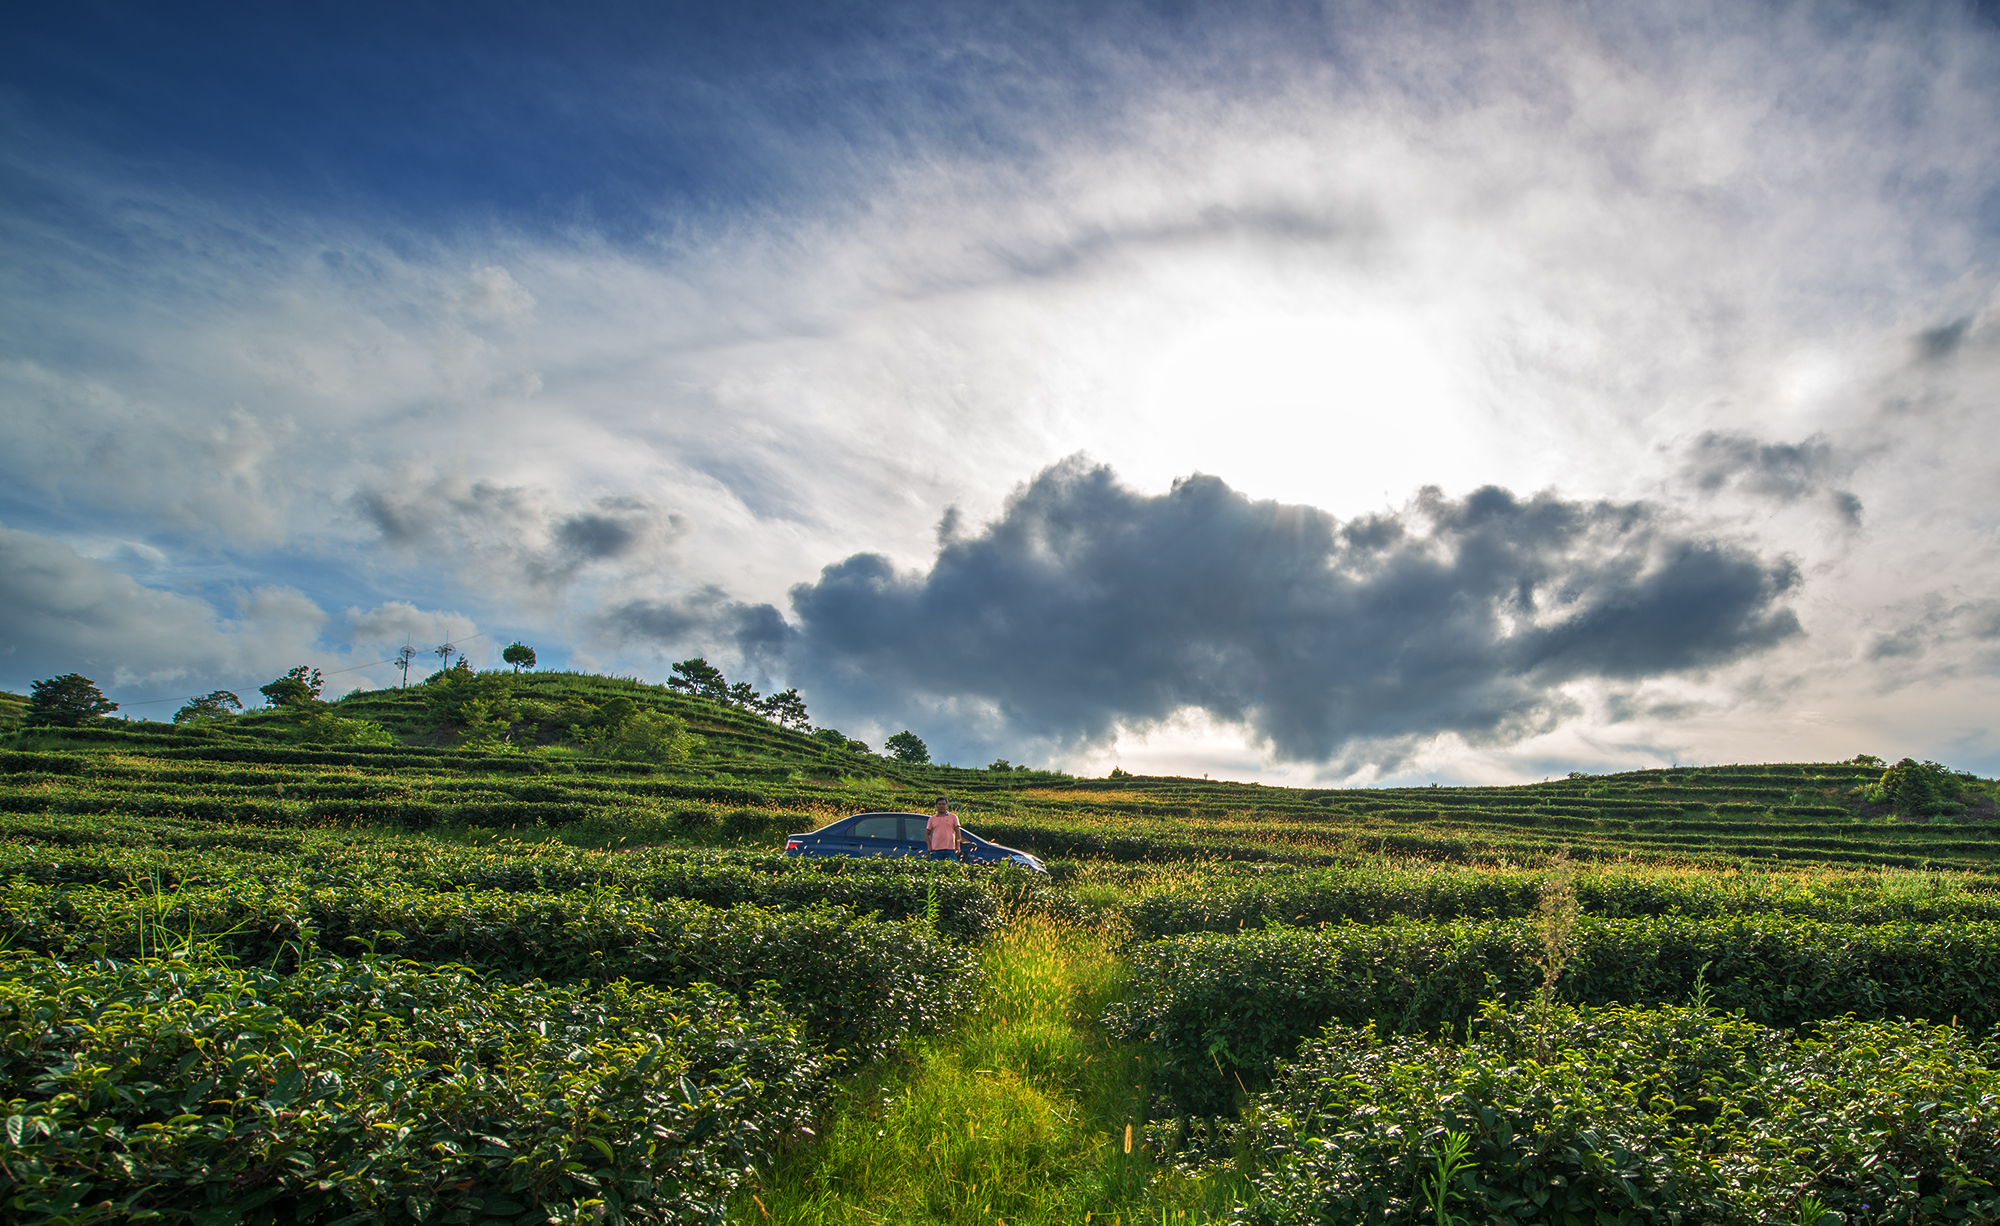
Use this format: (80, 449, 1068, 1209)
(738, 914, 1238, 1225)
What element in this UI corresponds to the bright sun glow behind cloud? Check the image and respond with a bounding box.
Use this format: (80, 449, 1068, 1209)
(1125, 306, 1476, 510)
(2, 0, 1998, 781)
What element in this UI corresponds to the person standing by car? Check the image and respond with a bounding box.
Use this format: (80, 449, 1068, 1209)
(925, 795, 963, 862)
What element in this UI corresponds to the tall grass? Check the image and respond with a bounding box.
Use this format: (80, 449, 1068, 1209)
(736, 913, 1239, 1224)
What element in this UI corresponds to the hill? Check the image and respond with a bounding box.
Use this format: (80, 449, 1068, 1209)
(7, 669, 2000, 1223)
(2, 669, 1994, 870)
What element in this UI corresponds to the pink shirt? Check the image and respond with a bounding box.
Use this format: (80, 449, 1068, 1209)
(925, 811, 961, 851)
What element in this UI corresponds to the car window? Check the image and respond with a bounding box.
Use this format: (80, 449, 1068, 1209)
(851, 816, 902, 839)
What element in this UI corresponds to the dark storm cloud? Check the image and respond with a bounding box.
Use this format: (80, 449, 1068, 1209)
(774, 459, 1802, 765)
(1679, 432, 1862, 525)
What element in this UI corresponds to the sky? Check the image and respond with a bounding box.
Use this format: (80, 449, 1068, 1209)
(3, 0, 1999, 784)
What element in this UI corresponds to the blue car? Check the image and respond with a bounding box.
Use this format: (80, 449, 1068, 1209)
(783, 811, 1048, 873)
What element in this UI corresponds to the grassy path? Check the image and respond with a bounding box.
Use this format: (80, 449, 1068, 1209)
(734, 913, 1238, 1225)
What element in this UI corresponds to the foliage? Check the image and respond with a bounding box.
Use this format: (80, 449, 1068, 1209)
(293, 712, 398, 746)
(170, 690, 241, 724)
(1869, 757, 1967, 816)
(0, 837, 1043, 942)
(667, 657, 729, 702)
(1230, 1001, 2000, 1225)
(1107, 913, 2000, 1113)
(1, 883, 981, 1064)
(26, 674, 117, 727)
(421, 661, 519, 744)
(1121, 861, 2000, 938)
(886, 730, 930, 764)
(729, 681, 762, 709)
(502, 640, 537, 672)
(571, 703, 703, 765)
(258, 665, 325, 709)
(759, 687, 811, 731)
(0, 952, 823, 1225)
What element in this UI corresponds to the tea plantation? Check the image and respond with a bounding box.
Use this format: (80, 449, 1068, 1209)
(4, 671, 2000, 1223)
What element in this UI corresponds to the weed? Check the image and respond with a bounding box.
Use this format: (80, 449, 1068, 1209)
(1528, 849, 1579, 1060)
(1421, 1129, 1474, 1226)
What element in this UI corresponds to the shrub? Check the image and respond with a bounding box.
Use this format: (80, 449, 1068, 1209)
(0, 952, 822, 1225)
(1107, 914, 2000, 1113)
(293, 713, 397, 746)
(1872, 757, 1966, 816)
(423, 664, 519, 743)
(170, 690, 242, 724)
(1121, 863, 2000, 938)
(0, 883, 980, 1063)
(1229, 1001, 2000, 1225)
(567, 700, 701, 765)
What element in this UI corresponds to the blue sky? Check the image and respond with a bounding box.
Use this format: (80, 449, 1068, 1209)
(5, 0, 2000, 782)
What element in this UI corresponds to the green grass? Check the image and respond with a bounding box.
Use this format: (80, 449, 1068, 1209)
(736, 912, 1240, 1225)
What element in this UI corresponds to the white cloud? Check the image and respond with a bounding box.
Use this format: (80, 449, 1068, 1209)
(0, 524, 326, 697)
(2, 1, 1998, 772)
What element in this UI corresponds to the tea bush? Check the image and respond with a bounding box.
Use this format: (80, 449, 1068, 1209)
(0, 839, 1012, 941)
(1122, 864, 2000, 938)
(1108, 914, 2000, 1113)
(0, 882, 980, 1063)
(1227, 1001, 2000, 1225)
(0, 951, 822, 1225)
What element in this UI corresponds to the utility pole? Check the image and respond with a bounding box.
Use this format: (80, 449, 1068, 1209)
(394, 645, 416, 688)
(434, 641, 457, 672)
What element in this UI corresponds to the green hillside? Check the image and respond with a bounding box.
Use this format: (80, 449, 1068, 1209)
(7, 670, 2000, 1224)
(2, 669, 1995, 870)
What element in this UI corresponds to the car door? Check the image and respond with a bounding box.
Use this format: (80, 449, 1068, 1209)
(849, 814, 904, 857)
(804, 816, 865, 858)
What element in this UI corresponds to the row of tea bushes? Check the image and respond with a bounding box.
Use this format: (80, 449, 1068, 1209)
(0, 951, 821, 1225)
(1, 880, 978, 1063)
(1108, 914, 2000, 1112)
(1221, 1000, 2000, 1225)
(1122, 863, 2000, 937)
(0, 838, 1026, 942)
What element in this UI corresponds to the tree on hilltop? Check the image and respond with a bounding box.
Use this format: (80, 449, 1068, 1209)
(885, 730, 930, 764)
(728, 681, 762, 710)
(667, 658, 730, 703)
(760, 688, 811, 732)
(502, 642, 537, 673)
(259, 666, 324, 708)
(174, 691, 243, 724)
(27, 674, 118, 727)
